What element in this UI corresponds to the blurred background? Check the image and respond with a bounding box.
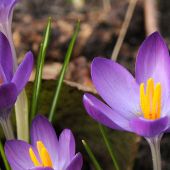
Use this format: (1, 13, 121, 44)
(11, 0, 170, 169)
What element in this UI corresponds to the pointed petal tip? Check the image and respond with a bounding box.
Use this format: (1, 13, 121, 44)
(91, 56, 109, 68)
(61, 128, 74, 136)
(12, 51, 34, 94)
(33, 114, 47, 123)
(65, 152, 83, 170)
(135, 30, 170, 91)
(83, 93, 130, 131)
(26, 51, 34, 64)
(147, 31, 165, 42)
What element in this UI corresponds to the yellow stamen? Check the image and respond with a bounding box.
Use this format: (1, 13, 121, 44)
(37, 141, 53, 168)
(41, 148, 53, 167)
(29, 141, 53, 168)
(29, 148, 41, 167)
(140, 83, 147, 116)
(139, 78, 162, 120)
(152, 83, 161, 119)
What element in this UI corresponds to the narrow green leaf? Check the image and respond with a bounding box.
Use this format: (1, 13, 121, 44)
(98, 124, 120, 170)
(30, 17, 52, 122)
(82, 140, 103, 170)
(48, 21, 80, 122)
(0, 140, 10, 170)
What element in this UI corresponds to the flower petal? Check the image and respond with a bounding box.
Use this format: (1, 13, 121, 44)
(58, 129, 76, 170)
(91, 57, 139, 118)
(130, 116, 169, 137)
(0, 32, 13, 81)
(30, 115, 59, 169)
(5, 140, 34, 170)
(0, 83, 17, 112)
(0, 0, 19, 23)
(30, 168, 53, 170)
(135, 32, 170, 100)
(83, 93, 132, 131)
(65, 153, 83, 170)
(12, 51, 34, 94)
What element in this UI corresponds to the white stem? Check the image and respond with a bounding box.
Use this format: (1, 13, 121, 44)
(146, 135, 162, 170)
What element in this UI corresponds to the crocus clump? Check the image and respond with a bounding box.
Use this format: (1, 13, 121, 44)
(83, 32, 170, 138)
(5, 115, 83, 170)
(0, 32, 33, 119)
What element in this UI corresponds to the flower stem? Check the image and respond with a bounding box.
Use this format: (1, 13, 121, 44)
(0, 117, 14, 140)
(146, 135, 162, 170)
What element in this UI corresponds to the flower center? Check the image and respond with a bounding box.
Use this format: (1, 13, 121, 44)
(29, 141, 53, 168)
(139, 78, 162, 120)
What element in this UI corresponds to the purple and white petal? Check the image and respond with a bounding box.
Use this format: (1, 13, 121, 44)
(91, 57, 139, 119)
(0, 83, 17, 110)
(5, 140, 34, 170)
(31, 115, 59, 168)
(135, 32, 170, 100)
(83, 93, 132, 131)
(0, 0, 19, 24)
(65, 153, 83, 170)
(12, 51, 34, 94)
(58, 129, 76, 170)
(130, 116, 169, 137)
(0, 32, 13, 81)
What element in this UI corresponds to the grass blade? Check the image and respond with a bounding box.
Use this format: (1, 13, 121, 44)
(0, 140, 10, 170)
(30, 17, 51, 122)
(98, 124, 120, 170)
(82, 140, 103, 170)
(48, 21, 80, 122)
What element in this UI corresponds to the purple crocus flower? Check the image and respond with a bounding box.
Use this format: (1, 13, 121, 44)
(5, 115, 83, 170)
(0, 32, 33, 118)
(83, 32, 170, 138)
(83, 32, 170, 170)
(0, 32, 33, 139)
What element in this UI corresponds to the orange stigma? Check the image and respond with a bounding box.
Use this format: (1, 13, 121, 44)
(140, 78, 162, 120)
(29, 141, 53, 168)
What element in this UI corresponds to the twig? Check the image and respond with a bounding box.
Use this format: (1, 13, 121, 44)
(144, 0, 158, 35)
(111, 0, 138, 60)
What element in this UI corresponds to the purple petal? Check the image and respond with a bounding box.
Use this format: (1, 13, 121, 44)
(83, 93, 132, 131)
(12, 51, 34, 94)
(0, 0, 19, 23)
(0, 83, 17, 112)
(5, 140, 34, 170)
(130, 116, 169, 137)
(65, 153, 83, 170)
(30, 168, 53, 170)
(31, 115, 58, 169)
(91, 57, 139, 119)
(58, 129, 76, 170)
(0, 64, 8, 83)
(0, 32, 13, 81)
(135, 32, 170, 100)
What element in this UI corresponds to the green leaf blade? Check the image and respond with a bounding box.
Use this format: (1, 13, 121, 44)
(82, 140, 103, 170)
(30, 17, 52, 122)
(48, 21, 80, 122)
